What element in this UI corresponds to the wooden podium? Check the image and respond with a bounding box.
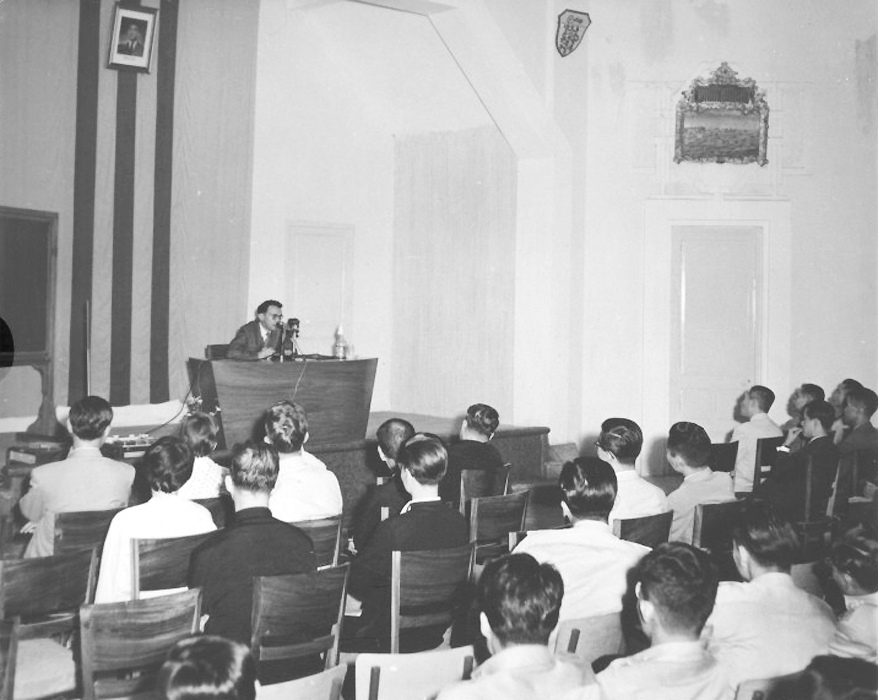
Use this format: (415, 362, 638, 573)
(187, 358, 378, 449)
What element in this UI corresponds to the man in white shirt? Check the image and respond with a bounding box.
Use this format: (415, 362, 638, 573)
(514, 457, 649, 623)
(595, 417, 667, 525)
(827, 525, 878, 662)
(704, 501, 836, 687)
(571, 542, 730, 700)
(729, 385, 783, 493)
(264, 400, 343, 522)
(665, 422, 734, 543)
(437, 553, 593, 700)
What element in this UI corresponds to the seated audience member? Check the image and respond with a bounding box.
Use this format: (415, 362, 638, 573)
(437, 554, 594, 700)
(158, 635, 257, 700)
(439, 403, 506, 507)
(19, 395, 134, 558)
(188, 442, 316, 653)
(839, 387, 878, 455)
(577, 543, 728, 700)
(595, 418, 668, 525)
(704, 501, 836, 687)
(827, 525, 878, 662)
(514, 457, 649, 623)
(175, 412, 226, 499)
(829, 378, 864, 445)
(761, 400, 840, 522)
(227, 299, 283, 360)
(264, 401, 343, 522)
(353, 417, 416, 551)
(781, 383, 825, 451)
(95, 437, 216, 602)
(665, 422, 735, 543)
(345, 433, 469, 652)
(765, 655, 878, 700)
(729, 385, 783, 494)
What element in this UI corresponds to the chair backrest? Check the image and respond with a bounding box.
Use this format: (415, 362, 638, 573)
(458, 465, 511, 515)
(257, 664, 346, 700)
(192, 496, 233, 529)
(289, 516, 343, 568)
(753, 436, 785, 492)
(390, 544, 473, 654)
(553, 612, 624, 665)
(468, 491, 530, 563)
(53, 508, 125, 556)
(692, 500, 745, 551)
(612, 511, 673, 548)
(0, 548, 97, 620)
(355, 646, 474, 700)
(204, 344, 229, 360)
(710, 442, 739, 473)
(250, 564, 349, 674)
(0, 619, 17, 700)
(131, 531, 215, 599)
(79, 588, 202, 700)
(734, 676, 780, 700)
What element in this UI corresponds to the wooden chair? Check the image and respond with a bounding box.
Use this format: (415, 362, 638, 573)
(734, 676, 780, 700)
(752, 436, 785, 493)
(250, 564, 349, 679)
(53, 508, 124, 556)
(79, 587, 202, 700)
(710, 442, 738, 473)
(355, 646, 474, 700)
(131, 531, 215, 599)
(468, 491, 529, 565)
(0, 549, 96, 700)
(289, 515, 343, 569)
(204, 344, 229, 360)
(693, 500, 746, 580)
(390, 544, 473, 654)
(553, 612, 624, 666)
(0, 619, 18, 700)
(612, 511, 673, 548)
(192, 495, 233, 529)
(257, 664, 346, 700)
(458, 464, 511, 516)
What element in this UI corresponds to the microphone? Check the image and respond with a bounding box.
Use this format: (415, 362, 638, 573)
(287, 318, 300, 337)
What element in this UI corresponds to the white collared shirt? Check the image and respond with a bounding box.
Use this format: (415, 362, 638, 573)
(666, 469, 735, 543)
(269, 450, 343, 522)
(829, 590, 878, 662)
(399, 495, 441, 515)
(730, 412, 783, 493)
(608, 469, 668, 526)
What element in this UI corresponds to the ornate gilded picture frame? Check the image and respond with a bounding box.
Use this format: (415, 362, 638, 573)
(674, 63, 769, 166)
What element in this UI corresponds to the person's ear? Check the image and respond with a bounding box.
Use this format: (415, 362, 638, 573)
(224, 474, 234, 496)
(377, 445, 387, 463)
(303, 431, 310, 445)
(479, 612, 493, 643)
(560, 501, 572, 521)
(733, 543, 751, 580)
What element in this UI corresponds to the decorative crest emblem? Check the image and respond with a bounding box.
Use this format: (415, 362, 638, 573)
(556, 10, 590, 58)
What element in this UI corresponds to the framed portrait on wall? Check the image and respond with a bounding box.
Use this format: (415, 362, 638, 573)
(108, 4, 158, 73)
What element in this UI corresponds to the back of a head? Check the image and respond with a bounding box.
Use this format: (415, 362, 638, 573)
(599, 418, 643, 465)
(466, 403, 500, 438)
(733, 500, 800, 572)
(637, 542, 718, 638)
(749, 385, 776, 413)
(800, 383, 826, 403)
(263, 400, 308, 453)
(397, 433, 447, 485)
(376, 418, 416, 461)
(230, 441, 279, 494)
(158, 635, 256, 700)
(831, 525, 878, 595)
(559, 457, 617, 520)
(803, 400, 836, 433)
(143, 436, 194, 494)
(767, 656, 878, 700)
(666, 422, 712, 468)
(68, 395, 114, 440)
(846, 387, 878, 419)
(479, 553, 564, 647)
(180, 413, 218, 458)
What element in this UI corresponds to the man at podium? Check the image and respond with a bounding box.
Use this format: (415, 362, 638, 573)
(227, 299, 283, 360)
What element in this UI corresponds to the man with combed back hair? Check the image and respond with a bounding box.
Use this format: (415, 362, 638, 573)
(439, 403, 506, 507)
(703, 501, 835, 688)
(189, 441, 316, 682)
(437, 554, 594, 700)
(19, 395, 134, 558)
(729, 385, 783, 494)
(514, 457, 649, 626)
(839, 386, 878, 456)
(158, 635, 257, 700)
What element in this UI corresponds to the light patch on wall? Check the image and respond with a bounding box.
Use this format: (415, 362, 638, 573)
(640, 0, 673, 64)
(855, 34, 877, 136)
(692, 0, 730, 36)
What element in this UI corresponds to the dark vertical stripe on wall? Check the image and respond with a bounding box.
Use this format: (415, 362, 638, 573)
(68, 0, 102, 403)
(151, 0, 179, 403)
(110, 74, 137, 406)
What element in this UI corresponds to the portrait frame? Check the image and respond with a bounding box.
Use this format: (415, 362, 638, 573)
(107, 4, 158, 73)
(674, 63, 769, 166)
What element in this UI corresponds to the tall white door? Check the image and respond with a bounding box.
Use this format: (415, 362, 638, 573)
(670, 226, 762, 442)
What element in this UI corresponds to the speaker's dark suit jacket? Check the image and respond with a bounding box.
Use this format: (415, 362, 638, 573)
(227, 320, 279, 360)
(761, 436, 839, 522)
